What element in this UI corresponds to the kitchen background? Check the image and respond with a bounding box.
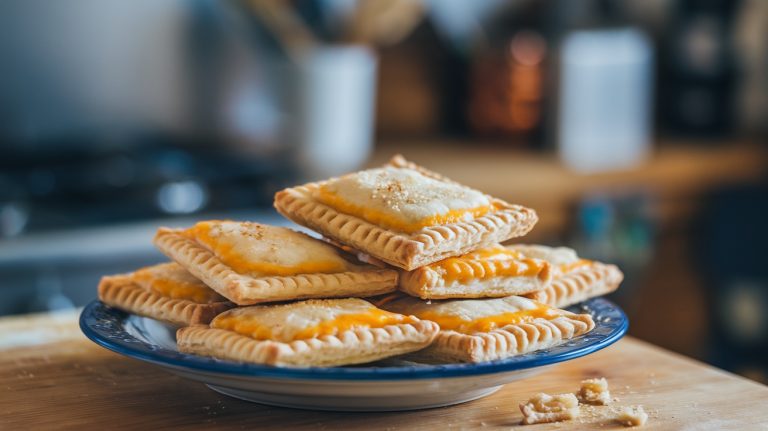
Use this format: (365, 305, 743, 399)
(0, 0, 766, 383)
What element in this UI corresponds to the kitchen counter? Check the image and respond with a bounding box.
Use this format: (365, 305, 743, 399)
(2, 310, 767, 430)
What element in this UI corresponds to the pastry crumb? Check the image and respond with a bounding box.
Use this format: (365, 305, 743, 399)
(520, 393, 580, 425)
(615, 405, 648, 427)
(578, 377, 611, 405)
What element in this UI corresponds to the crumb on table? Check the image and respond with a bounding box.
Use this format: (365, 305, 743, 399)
(519, 393, 580, 425)
(616, 405, 648, 427)
(578, 377, 611, 405)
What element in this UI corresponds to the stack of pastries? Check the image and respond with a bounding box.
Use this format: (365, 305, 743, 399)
(98, 156, 623, 367)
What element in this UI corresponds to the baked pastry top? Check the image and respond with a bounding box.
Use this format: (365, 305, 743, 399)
(511, 245, 624, 308)
(274, 155, 538, 270)
(185, 220, 356, 277)
(98, 262, 232, 325)
(314, 166, 493, 234)
(381, 295, 568, 334)
(177, 298, 440, 367)
(210, 298, 417, 342)
(376, 294, 594, 363)
(398, 244, 552, 299)
(154, 221, 398, 305)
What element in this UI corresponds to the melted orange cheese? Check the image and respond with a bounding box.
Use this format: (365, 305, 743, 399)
(560, 259, 593, 274)
(188, 221, 347, 276)
(432, 247, 549, 283)
(212, 308, 417, 342)
(417, 306, 560, 334)
(315, 189, 493, 233)
(133, 268, 224, 304)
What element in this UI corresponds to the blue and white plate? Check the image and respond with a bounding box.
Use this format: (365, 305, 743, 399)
(80, 298, 628, 411)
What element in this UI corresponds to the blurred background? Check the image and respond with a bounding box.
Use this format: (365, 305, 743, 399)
(0, 0, 766, 382)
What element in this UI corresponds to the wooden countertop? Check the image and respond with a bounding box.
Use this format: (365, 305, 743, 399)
(2, 310, 767, 430)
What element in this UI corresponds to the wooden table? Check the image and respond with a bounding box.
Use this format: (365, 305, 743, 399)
(2, 310, 767, 430)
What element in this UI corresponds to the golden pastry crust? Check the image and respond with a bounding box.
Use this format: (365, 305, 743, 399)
(525, 262, 623, 308)
(97, 263, 233, 326)
(153, 224, 398, 306)
(377, 295, 595, 363)
(273, 155, 538, 271)
(398, 244, 552, 299)
(176, 299, 440, 367)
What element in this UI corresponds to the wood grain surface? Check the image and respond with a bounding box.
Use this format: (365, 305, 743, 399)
(2, 311, 768, 430)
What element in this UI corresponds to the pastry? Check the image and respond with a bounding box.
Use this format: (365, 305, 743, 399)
(375, 294, 595, 363)
(176, 298, 440, 367)
(153, 221, 398, 305)
(398, 244, 552, 299)
(578, 377, 612, 405)
(97, 262, 233, 325)
(615, 405, 648, 427)
(511, 245, 623, 308)
(273, 155, 538, 270)
(519, 393, 581, 425)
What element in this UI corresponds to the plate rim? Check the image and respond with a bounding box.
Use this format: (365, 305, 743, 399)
(80, 298, 628, 381)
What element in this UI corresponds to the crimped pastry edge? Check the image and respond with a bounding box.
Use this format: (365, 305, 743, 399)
(397, 251, 552, 299)
(411, 312, 595, 363)
(97, 274, 233, 326)
(176, 320, 440, 367)
(525, 263, 623, 308)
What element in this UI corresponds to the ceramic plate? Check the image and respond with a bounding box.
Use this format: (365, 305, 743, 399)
(80, 298, 628, 411)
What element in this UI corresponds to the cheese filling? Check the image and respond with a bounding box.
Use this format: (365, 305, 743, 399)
(508, 245, 593, 275)
(185, 221, 350, 277)
(430, 245, 550, 283)
(383, 296, 563, 335)
(417, 306, 559, 334)
(559, 259, 593, 274)
(211, 299, 417, 342)
(133, 263, 224, 304)
(314, 167, 493, 233)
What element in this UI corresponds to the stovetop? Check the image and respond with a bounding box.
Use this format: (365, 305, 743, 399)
(0, 137, 297, 237)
